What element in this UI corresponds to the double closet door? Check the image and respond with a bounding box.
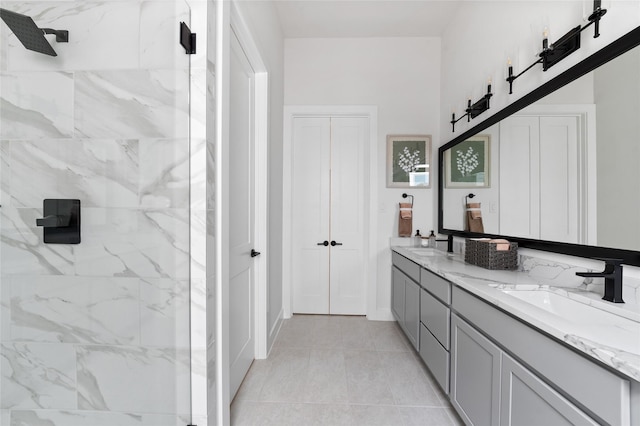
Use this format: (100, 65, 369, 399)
(291, 116, 368, 315)
(499, 115, 582, 243)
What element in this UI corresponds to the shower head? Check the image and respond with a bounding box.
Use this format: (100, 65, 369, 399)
(0, 8, 68, 56)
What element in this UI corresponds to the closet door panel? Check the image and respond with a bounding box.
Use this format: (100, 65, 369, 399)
(539, 116, 579, 243)
(292, 117, 331, 314)
(329, 117, 368, 315)
(499, 116, 540, 239)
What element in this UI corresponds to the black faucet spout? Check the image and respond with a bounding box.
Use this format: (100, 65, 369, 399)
(435, 234, 454, 253)
(576, 258, 624, 303)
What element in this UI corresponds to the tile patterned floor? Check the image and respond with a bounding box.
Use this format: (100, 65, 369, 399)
(231, 315, 463, 425)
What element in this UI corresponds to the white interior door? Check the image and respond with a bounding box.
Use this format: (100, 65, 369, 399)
(499, 115, 580, 243)
(229, 30, 256, 399)
(329, 117, 367, 315)
(539, 116, 579, 243)
(291, 116, 367, 315)
(499, 116, 541, 239)
(291, 117, 331, 314)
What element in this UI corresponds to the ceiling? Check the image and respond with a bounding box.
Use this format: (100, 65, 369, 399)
(273, 0, 463, 38)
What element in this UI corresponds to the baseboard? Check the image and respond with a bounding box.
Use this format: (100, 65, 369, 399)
(266, 308, 284, 357)
(367, 308, 395, 321)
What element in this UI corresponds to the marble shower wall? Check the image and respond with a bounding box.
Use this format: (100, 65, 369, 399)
(0, 1, 202, 425)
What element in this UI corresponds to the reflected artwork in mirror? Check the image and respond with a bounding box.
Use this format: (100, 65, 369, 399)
(439, 26, 640, 266)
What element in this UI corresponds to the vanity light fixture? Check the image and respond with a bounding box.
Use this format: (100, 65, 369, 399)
(506, 0, 607, 95)
(450, 81, 493, 132)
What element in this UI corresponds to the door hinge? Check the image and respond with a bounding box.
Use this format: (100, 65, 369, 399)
(180, 22, 196, 55)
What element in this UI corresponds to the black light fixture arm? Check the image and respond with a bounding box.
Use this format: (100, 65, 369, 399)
(506, 57, 543, 95)
(451, 83, 493, 132)
(505, 0, 606, 95)
(584, 2, 607, 38)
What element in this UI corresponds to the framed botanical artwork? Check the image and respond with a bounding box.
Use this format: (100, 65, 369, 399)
(386, 135, 432, 188)
(445, 135, 490, 188)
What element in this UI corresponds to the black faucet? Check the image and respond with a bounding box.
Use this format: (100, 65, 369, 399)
(575, 258, 624, 303)
(435, 234, 454, 253)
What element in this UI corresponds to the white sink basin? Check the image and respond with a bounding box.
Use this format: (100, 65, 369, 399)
(502, 289, 640, 353)
(503, 290, 604, 323)
(406, 248, 439, 257)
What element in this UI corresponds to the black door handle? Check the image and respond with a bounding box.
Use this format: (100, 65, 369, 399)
(317, 241, 329, 246)
(251, 249, 261, 257)
(331, 241, 343, 246)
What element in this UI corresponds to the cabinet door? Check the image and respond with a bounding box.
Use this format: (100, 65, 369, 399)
(404, 278, 420, 350)
(451, 313, 501, 426)
(500, 355, 598, 426)
(391, 267, 405, 324)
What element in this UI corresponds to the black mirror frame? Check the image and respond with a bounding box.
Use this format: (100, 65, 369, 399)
(438, 26, 640, 267)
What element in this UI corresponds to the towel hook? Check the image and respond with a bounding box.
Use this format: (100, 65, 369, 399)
(465, 193, 475, 205)
(402, 193, 414, 207)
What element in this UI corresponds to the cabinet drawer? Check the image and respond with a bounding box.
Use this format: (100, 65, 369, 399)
(420, 267, 451, 304)
(420, 288, 450, 350)
(392, 252, 420, 283)
(419, 324, 450, 394)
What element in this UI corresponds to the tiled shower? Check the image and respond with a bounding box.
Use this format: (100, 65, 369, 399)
(0, 1, 213, 425)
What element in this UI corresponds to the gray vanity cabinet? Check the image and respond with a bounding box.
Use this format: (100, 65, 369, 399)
(391, 253, 421, 350)
(404, 278, 420, 350)
(452, 286, 630, 426)
(500, 355, 599, 426)
(419, 268, 452, 394)
(391, 266, 405, 323)
(450, 313, 501, 426)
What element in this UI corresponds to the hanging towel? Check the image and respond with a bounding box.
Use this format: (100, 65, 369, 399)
(466, 202, 484, 233)
(399, 203, 412, 219)
(398, 203, 413, 237)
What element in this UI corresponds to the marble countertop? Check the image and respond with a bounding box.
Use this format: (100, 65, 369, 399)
(391, 246, 640, 382)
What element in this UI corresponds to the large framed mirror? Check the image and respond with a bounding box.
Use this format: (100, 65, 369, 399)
(438, 26, 640, 266)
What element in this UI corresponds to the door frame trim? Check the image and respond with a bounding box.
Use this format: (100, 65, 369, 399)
(282, 105, 378, 319)
(217, 2, 269, 423)
(230, 0, 269, 361)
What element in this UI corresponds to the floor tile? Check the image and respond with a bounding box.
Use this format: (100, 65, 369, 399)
(348, 404, 403, 426)
(232, 315, 458, 425)
(378, 351, 444, 406)
(300, 349, 348, 404)
(398, 406, 457, 425)
(344, 350, 395, 405)
(257, 348, 310, 402)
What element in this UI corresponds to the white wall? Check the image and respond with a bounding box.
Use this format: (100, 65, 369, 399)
(284, 37, 441, 318)
(235, 0, 286, 353)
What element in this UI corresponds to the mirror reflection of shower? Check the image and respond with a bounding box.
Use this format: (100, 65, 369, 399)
(0, 8, 69, 56)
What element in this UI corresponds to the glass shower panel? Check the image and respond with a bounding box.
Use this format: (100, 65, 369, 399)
(0, 1, 192, 425)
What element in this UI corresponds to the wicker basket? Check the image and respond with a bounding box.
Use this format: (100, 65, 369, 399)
(465, 239, 518, 270)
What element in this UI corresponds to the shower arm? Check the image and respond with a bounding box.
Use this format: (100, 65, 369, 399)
(41, 28, 68, 42)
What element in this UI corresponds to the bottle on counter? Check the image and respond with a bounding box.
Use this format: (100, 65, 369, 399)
(427, 230, 436, 248)
(414, 230, 422, 247)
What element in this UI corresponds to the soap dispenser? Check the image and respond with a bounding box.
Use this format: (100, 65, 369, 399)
(414, 230, 422, 247)
(427, 230, 436, 248)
